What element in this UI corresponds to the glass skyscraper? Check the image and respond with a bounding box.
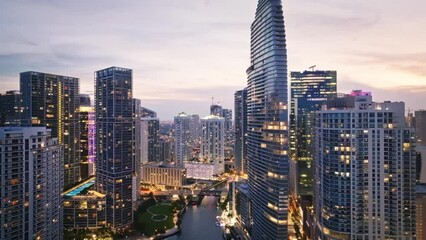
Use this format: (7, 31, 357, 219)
(246, 0, 289, 239)
(20, 71, 80, 189)
(95, 67, 134, 230)
(234, 88, 247, 175)
(289, 70, 337, 197)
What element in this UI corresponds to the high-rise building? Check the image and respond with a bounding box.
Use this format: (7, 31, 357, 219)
(246, 0, 290, 238)
(0, 90, 21, 126)
(141, 106, 157, 118)
(289, 70, 337, 198)
(0, 127, 63, 240)
(95, 67, 133, 230)
(415, 110, 426, 145)
(416, 184, 426, 240)
(133, 98, 142, 205)
(234, 88, 247, 174)
(142, 117, 160, 162)
(80, 95, 95, 180)
(20, 71, 80, 189)
(159, 136, 173, 163)
(201, 115, 225, 175)
(288, 70, 337, 238)
(174, 112, 192, 167)
(210, 103, 233, 157)
(190, 114, 201, 146)
(314, 92, 416, 239)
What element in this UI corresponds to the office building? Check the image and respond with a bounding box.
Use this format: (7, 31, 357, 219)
(314, 92, 416, 239)
(234, 88, 247, 174)
(80, 95, 95, 180)
(141, 163, 186, 188)
(174, 112, 192, 167)
(95, 67, 134, 230)
(289, 70, 337, 197)
(63, 178, 106, 230)
(0, 90, 21, 126)
(210, 103, 233, 157)
(20, 71, 80, 189)
(159, 135, 173, 163)
(246, 0, 290, 239)
(415, 110, 426, 145)
(142, 117, 160, 162)
(0, 127, 63, 240)
(201, 115, 225, 175)
(289, 70, 337, 238)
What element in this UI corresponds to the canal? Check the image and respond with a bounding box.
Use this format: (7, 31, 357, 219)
(166, 196, 223, 240)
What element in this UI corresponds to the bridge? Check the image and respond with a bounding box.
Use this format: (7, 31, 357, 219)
(198, 189, 224, 197)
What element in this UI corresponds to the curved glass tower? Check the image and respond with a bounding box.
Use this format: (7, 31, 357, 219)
(246, 0, 289, 239)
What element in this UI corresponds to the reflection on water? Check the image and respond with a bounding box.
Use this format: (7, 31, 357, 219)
(166, 196, 223, 240)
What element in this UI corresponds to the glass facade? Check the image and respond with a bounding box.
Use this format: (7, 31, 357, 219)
(95, 67, 134, 230)
(20, 71, 80, 189)
(289, 70, 337, 197)
(247, 0, 289, 239)
(234, 88, 247, 174)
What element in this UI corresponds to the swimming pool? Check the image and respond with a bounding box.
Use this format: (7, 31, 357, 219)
(65, 180, 95, 197)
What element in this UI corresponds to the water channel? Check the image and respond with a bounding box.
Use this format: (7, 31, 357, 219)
(166, 196, 224, 240)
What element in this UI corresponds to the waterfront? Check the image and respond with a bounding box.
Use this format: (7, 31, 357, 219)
(167, 196, 223, 240)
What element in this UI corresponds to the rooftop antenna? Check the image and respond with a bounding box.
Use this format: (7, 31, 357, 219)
(309, 65, 316, 71)
(211, 97, 214, 105)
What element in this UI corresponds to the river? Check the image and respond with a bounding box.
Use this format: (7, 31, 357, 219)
(166, 196, 224, 240)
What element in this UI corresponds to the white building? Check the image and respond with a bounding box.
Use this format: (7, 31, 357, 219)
(185, 162, 218, 180)
(174, 112, 193, 167)
(0, 127, 63, 240)
(314, 91, 416, 239)
(201, 115, 225, 175)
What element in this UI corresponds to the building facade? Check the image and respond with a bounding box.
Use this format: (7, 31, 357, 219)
(95, 67, 134, 230)
(234, 88, 248, 175)
(141, 164, 186, 187)
(80, 101, 95, 180)
(174, 112, 192, 167)
(314, 92, 416, 239)
(63, 178, 106, 230)
(246, 0, 290, 239)
(200, 115, 225, 175)
(415, 110, 426, 146)
(0, 127, 63, 240)
(0, 90, 21, 126)
(20, 71, 80, 189)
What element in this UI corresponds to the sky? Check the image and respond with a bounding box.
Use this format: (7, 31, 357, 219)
(1, 0, 425, 120)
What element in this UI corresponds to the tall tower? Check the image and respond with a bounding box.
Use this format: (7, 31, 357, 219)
(80, 94, 95, 180)
(20, 71, 80, 189)
(95, 67, 134, 230)
(0, 127, 63, 240)
(173, 112, 192, 167)
(234, 88, 247, 174)
(246, 0, 289, 239)
(201, 115, 225, 175)
(314, 92, 416, 239)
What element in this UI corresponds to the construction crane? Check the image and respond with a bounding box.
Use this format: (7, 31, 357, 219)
(309, 65, 316, 71)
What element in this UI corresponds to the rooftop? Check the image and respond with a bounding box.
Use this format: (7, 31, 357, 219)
(64, 178, 95, 197)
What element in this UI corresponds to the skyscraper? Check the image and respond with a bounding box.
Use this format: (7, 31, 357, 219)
(0, 127, 63, 240)
(246, 0, 289, 238)
(201, 115, 225, 175)
(289, 70, 337, 197)
(415, 110, 426, 145)
(234, 88, 247, 175)
(0, 90, 21, 126)
(142, 117, 160, 162)
(314, 91, 416, 239)
(95, 67, 134, 230)
(80, 94, 95, 180)
(20, 71, 80, 189)
(174, 112, 192, 167)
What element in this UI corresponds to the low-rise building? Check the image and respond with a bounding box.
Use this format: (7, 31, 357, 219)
(63, 178, 106, 229)
(141, 164, 186, 187)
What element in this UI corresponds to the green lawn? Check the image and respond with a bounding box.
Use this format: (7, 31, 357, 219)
(134, 202, 176, 237)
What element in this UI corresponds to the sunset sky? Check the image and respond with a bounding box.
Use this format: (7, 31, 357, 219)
(1, 0, 425, 120)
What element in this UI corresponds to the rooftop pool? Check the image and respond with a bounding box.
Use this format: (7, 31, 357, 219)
(65, 180, 95, 197)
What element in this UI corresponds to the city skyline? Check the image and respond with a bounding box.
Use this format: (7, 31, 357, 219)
(1, 0, 426, 120)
